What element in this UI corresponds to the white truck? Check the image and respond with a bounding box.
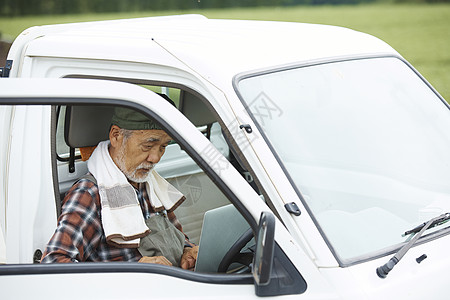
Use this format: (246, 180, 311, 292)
(1, 15, 450, 299)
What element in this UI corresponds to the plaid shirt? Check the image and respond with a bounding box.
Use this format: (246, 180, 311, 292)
(41, 178, 188, 263)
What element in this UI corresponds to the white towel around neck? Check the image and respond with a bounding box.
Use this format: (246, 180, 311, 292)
(87, 141, 185, 248)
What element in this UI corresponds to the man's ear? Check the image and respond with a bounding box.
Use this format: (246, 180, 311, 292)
(109, 125, 123, 148)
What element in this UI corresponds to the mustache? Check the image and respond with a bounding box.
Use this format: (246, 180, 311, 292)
(136, 162, 155, 170)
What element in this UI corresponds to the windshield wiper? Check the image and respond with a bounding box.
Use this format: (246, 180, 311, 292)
(376, 212, 450, 279)
(403, 213, 450, 236)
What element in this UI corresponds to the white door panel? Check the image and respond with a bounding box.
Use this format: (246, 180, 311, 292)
(0, 271, 257, 300)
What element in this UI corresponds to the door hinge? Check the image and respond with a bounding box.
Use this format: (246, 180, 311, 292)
(0, 60, 13, 78)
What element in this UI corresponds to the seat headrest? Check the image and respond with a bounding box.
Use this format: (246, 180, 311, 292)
(64, 105, 114, 148)
(179, 91, 216, 127)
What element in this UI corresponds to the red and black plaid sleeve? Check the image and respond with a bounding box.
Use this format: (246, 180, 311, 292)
(41, 179, 103, 263)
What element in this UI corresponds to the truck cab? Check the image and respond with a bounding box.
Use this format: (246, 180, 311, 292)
(1, 15, 450, 299)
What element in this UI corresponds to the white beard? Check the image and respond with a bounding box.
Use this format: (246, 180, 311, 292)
(115, 143, 155, 183)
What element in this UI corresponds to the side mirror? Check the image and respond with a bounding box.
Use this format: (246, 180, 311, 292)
(253, 211, 308, 297)
(253, 211, 275, 286)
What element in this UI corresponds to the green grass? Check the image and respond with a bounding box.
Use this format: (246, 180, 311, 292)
(0, 3, 449, 100)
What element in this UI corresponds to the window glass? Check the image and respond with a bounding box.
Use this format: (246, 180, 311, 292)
(139, 85, 181, 108)
(238, 57, 450, 263)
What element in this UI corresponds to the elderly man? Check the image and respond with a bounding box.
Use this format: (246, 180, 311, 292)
(41, 106, 198, 269)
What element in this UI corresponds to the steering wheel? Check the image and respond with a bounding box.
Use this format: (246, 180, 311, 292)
(217, 228, 254, 273)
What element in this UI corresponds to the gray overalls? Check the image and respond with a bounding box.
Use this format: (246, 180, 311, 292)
(137, 211, 185, 267)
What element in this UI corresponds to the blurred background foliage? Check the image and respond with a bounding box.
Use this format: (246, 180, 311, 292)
(0, 1, 448, 100)
(1, 0, 448, 16)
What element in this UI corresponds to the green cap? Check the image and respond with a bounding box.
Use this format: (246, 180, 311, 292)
(111, 107, 162, 130)
(110, 94, 176, 130)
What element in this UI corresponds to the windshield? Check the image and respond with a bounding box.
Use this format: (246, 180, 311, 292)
(237, 57, 450, 263)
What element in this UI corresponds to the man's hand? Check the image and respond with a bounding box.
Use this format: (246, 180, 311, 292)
(180, 245, 199, 270)
(138, 255, 172, 266)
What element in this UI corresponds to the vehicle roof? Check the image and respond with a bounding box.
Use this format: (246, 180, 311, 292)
(14, 15, 398, 85)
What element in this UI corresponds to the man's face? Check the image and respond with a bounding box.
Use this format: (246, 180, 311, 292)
(114, 129, 172, 183)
